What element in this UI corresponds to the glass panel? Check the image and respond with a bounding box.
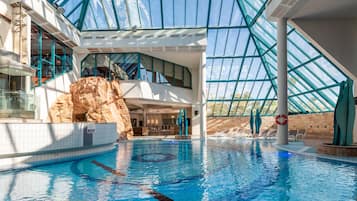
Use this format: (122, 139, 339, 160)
(110, 54, 130, 80)
(219, 59, 232, 80)
(138, 0, 162, 28)
(183, 68, 191, 88)
(82, 54, 96, 77)
(223, 82, 235, 100)
(141, 55, 153, 82)
(207, 102, 214, 116)
(222, 101, 231, 116)
(207, 82, 218, 99)
(96, 54, 110, 79)
(114, 0, 130, 29)
(174, 65, 183, 87)
(164, 62, 174, 85)
(228, 58, 242, 80)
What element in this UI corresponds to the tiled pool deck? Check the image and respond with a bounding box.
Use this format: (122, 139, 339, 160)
(275, 141, 357, 165)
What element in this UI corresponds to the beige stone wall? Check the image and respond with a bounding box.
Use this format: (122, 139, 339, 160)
(207, 112, 334, 144)
(207, 116, 276, 135)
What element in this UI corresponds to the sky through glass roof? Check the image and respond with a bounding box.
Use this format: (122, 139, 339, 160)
(48, 0, 349, 116)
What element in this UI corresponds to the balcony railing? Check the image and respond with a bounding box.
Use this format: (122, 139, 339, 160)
(0, 91, 35, 118)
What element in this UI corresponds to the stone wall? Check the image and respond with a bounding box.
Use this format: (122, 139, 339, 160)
(207, 112, 334, 145)
(48, 77, 133, 140)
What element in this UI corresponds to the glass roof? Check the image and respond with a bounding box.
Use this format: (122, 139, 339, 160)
(48, 0, 348, 116)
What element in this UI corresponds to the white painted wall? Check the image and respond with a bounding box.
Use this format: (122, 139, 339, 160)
(19, 0, 81, 47)
(0, 122, 117, 155)
(81, 29, 206, 50)
(34, 52, 84, 121)
(120, 80, 193, 105)
(292, 19, 357, 80)
(0, 1, 13, 51)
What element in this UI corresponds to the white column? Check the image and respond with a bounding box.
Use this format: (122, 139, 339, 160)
(277, 18, 288, 145)
(191, 67, 200, 138)
(143, 107, 147, 127)
(200, 52, 207, 139)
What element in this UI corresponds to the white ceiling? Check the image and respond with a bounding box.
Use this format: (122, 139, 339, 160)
(289, 0, 357, 19)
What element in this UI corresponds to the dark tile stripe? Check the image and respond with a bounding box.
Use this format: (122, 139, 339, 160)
(91, 160, 126, 176)
(90, 160, 173, 201)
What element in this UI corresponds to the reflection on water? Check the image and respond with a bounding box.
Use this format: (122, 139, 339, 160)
(0, 139, 356, 201)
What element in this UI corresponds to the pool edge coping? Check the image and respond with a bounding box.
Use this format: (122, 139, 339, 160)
(274, 143, 357, 165)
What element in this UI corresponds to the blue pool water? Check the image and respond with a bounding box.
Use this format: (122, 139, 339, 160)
(0, 139, 357, 201)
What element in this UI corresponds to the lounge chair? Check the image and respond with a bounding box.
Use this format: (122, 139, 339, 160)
(264, 129, 277, 139)
(296, 129, 306, 141)
(288, 129, 298, 141)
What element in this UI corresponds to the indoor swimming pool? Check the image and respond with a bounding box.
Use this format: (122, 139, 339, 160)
(0, 139, 356, 201)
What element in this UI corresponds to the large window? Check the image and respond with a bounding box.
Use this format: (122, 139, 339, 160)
(30, 23, 73, 86)
(81, 53, 192, 89)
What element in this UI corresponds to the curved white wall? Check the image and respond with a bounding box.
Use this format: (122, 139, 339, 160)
(120, 80, 193, 105)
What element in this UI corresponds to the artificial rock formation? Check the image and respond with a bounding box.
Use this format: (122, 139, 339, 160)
(48, 77, 133, 140)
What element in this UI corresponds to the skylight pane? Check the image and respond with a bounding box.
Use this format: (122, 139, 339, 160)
(138, 0, 153, 28)
(63, 0, 82, 23)
(296, 67, 324, 88)
(315, 57, 346, 83)
(289, 31, 319, 58)
(257, 83, 271, 99)
(219, 59, 232, 80)
(219, 101, 230, 116)
(224, 82, 235, 100)
(208, 0, 222, 27)
(214, 29, 229, 56)
(255, 64, 267, 79)
(228, 58, 242, 80)
(162, 0, 174, 28)
(219, 0, 235, 27)
(234, 29, 250, 56)
(210, 59, 223, 80)
(185, 0, 198, 27)
(114, 0, 130, 29)
(197, 0, 209, 26)
(320, 87, 339, 105)
(246, 59, 262, 79)
(101, 0, 118, 29)
(206, 29, 217, 56)
(230, 0, 245, 26)
(250, 81, 263, 98)
(173, 0, 185, 27)
(305, 62, 336, 86)
(234, 82, 245, 99)
(206, 59, 213, 80)
(208, 83, 218, 99)
(149, 0, 162, 28)
(229, 102, 238, 116)
(216, 83, 227, 99)
(207, 102, 214, 116)
(245, 38, 258, 56)
(224, 29, 239, 56)
(83, 4, 100, 29)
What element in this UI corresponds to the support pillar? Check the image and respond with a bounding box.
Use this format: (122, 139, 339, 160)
(142, 106, 148, 136)
(277, 18, 289, 145)
(200, 52, 207, 139)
